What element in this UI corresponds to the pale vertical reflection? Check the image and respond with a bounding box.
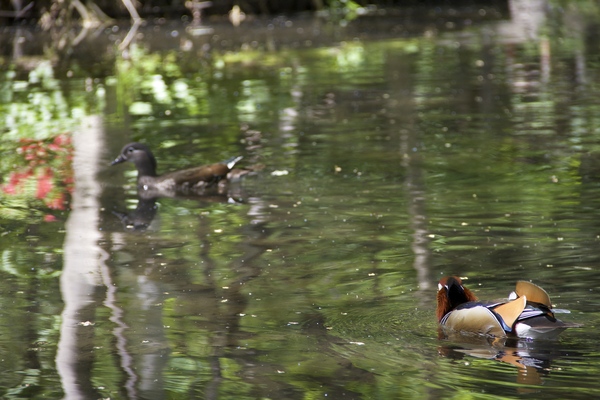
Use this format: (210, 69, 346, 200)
(503, 0, 548, 42)
(56, 117, 136, 399)
(56, 117, 103, 398)
(393, 69, 432, 302)
(402, 126, 432, 302)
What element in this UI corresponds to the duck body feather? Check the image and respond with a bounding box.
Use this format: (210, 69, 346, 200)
(137, 155, 242, 192)
(441, 301, 508, 337)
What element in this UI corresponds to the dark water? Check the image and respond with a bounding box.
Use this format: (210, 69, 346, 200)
(2, 2, 600, 399)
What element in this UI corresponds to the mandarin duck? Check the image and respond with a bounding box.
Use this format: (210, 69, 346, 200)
(111, 142, 244, 194)
(436, 276, 581, 339)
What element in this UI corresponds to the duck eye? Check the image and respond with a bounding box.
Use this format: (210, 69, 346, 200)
(127, 147, 134, 153)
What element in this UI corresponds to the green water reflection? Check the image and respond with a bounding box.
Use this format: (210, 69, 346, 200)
(2, 3, 600, 399)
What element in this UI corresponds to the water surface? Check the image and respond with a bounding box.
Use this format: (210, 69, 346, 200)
(1, 3, 600, 399)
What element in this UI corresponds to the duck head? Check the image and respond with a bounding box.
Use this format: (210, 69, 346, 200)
(436, 276, 478, 322)
(111, 142, 158, 177)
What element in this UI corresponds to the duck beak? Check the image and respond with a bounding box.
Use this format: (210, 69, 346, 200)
(111, 155, 126, 166)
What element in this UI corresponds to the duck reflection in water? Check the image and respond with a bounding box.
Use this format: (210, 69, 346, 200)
(112, 195, 159, 231)
(111, 190, 248, 232)
(438, 335, 581, 388)
(110, 142, 258, 231)
(436, 276, 582, 388)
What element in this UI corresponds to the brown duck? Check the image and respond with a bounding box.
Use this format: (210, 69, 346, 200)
(436, 276, 581, 339)
(111, 142, 243, 194)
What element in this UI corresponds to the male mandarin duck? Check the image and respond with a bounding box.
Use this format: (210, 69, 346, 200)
(111, 142, 244, 194)
(436, 276, 581, 339)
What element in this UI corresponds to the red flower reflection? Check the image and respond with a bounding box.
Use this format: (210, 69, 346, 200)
(2, 134, 73, 214)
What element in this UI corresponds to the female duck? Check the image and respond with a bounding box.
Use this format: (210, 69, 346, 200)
(111, 142, 243, 194)
(436, 276, 580, 339)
